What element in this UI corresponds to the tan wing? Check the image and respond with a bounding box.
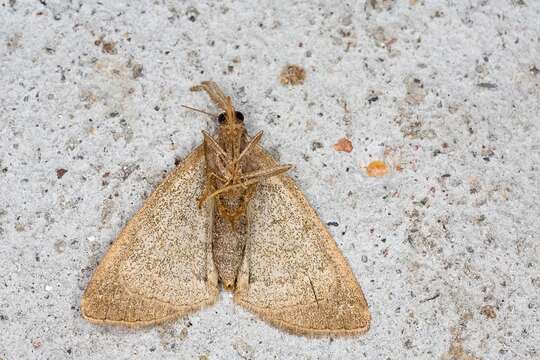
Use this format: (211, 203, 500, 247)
(81, 146, 218, 327)
(234, 146, 370, 336)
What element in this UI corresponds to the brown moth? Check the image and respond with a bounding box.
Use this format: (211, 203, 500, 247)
(81, 81, 370, 336)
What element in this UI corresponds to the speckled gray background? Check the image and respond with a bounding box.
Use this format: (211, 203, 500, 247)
(1, 0, 539, 359)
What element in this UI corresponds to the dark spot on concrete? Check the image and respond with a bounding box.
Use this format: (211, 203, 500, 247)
(401, 120, 422, 138)
(280, 64, 306, 86)
(120, 163, 140, 180)
(327, 221, 339, 227)
(102, 41, 116, 54)
(405, 77, 426, 104)
(56, 168, 67, 179)
(469, 179, 481, 194)
(369, 0, 393, 11)
(481, 305, 497, 319)
(132, 63, 143, 79)
(6, 32, 22, 51)
(95, 36, 117, 54)
(477, 82, 497, 89)
(101, 172, 110, 186)
(367, 95, 379, 104)
(474, 214, 486, 224)
(404, 339, 413, 349)
(311, 141, 323, 151)
(186, 7, 199, 22)
(54, 240, 65, 253)
(420, 292, 440, 303)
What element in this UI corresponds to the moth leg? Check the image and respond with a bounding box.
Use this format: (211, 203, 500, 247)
(198, 170, 233, 208)
(240, 164, 293, 181)
(236, 164, 292, 191)
(202, 130, 231, 163)
(209, 172, 228, 183)
(202, 178, 260, 204)
(198, 178, 223, 209)
(203, 131, 232, 180)
(233, 131, 264, 165)
(203, 165, 292, 203)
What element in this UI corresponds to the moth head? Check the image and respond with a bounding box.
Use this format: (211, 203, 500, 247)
(217, 96, 246, 136)
(181, 99, 244, 127)
(217, 111, 244, 125)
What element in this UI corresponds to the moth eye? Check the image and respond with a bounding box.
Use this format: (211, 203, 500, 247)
(235, 111, 244, 122)
(218, 113, 226, 124)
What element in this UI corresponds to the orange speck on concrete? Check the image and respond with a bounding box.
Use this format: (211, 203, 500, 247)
(333, 138, 353, 153)
(280, 64, 306, 86)
(366, 160, 389, 177)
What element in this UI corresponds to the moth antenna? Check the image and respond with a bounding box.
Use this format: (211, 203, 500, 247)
(224, 96, 236, 125)
(181, 105, 218, 118)
(191, 81, 229, 111)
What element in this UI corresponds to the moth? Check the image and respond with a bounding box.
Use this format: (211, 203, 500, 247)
(81, 81, 370, 336)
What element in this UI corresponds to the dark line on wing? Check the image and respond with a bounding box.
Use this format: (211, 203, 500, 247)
(307, 276, 319, 306)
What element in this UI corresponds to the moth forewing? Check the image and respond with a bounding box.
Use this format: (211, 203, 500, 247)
(81, 146, 219, 327)
(233, 145, 370, 336)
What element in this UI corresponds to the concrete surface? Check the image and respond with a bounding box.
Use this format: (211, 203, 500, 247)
(1, 0, 539, 359)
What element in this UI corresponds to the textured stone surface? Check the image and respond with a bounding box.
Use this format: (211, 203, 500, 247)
(1, 0, 539, 359)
